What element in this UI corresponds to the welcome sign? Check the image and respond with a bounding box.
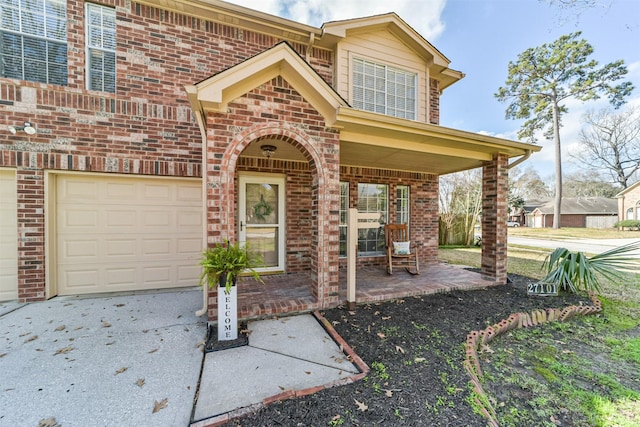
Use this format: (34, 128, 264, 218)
(218, 286, 238, 341)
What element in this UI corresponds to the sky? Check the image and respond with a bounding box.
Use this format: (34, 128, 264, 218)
(225, 0, 640, 181)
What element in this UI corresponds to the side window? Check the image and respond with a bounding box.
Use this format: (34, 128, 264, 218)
(86, 3, 115, 92)
(396, 185, 410, 228)
(357, 183, 388, 256)
(339, 182, 348, 257)
(0, 0, 68, 85)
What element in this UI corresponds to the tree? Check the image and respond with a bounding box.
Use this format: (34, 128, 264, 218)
(439, 169, 482, 246)
(563, 170, 620, 197)
(495, 31, 633, 228)
(570, 107, 640, 189)
(509, 165, 552, 200)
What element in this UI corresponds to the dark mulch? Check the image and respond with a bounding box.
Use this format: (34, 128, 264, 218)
(222, 272, 589, 427)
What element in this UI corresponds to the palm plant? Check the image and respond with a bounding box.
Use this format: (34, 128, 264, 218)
(541, 241, 640, 294)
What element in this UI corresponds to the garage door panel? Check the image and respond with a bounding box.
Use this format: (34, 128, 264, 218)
(143, 211, 172, 227)
(105, 209, 138, 228)
(0, 170, 18, 301)
(57, 175, 202, 295)
(143, 183, 172, 200)
(105, 182, 137, 199)
(105, 268, 136, 287)
(177, 185, 201, 201)
(63, 209, 99, 228)
(143, 239, 171, 255)
(178, 211, 202, 227)
(62, 180, 99, 201)
(64, 240, 99, 258)
(64, 269, 100, 291)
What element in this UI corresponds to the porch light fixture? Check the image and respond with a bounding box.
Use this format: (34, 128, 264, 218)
(7, 122, 36, 135)
(261, 144, 277, 159)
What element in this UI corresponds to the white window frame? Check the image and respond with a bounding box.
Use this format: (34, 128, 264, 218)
(0, 0, 67, 85)
(339, 181, 349, 257)
(352, 57, 417, 120)
(357, 183, 388, 256)
(396, 185, 410, 228)
(85, 3, 116, 92)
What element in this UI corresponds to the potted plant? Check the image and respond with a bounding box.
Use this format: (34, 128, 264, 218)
(199, 240, 264, 344)
(199, 240, 264, 293)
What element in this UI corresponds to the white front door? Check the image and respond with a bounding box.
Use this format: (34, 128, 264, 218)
(239, 174, 285, 272)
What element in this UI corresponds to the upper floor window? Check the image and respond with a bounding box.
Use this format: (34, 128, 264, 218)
(86, 3, 115, 92)
(0, 0, 67, 85)
(352, 58, 417, 120)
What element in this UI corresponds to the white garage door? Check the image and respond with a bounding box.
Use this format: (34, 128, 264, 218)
(56, 174, 202, 295)
(0, 170, 18, 301)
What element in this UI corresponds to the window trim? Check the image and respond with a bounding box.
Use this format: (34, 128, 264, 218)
(0, 0, 68, 85)
(85, 2, 116, 93)
(357, 183, 388, 256)
(351, 56, 418, 120)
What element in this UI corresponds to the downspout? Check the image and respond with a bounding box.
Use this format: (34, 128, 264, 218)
(506, 149, 532, 170)
(192, 106, 209, 318)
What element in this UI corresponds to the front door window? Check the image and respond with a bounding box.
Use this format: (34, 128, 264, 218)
(239, 175, 285, 272)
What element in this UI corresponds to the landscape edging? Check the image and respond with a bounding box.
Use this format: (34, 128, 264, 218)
(462, 292, 602, 427)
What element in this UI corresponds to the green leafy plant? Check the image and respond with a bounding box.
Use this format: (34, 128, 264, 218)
(614, 219, 640, 230)
(199, 240, 264, 293)
(541, 241, 640, 293)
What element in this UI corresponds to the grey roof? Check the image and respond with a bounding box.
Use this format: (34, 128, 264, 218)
(531, 197, 617, 215)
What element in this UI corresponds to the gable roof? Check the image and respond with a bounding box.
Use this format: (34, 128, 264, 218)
(531, 198, 618, 215)
(616, 180, 640, 197)
(321, 13, 463, 90)
(185, 41, 348, 127)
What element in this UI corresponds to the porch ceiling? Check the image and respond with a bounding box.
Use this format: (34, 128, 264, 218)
(335, 107, 541, 175)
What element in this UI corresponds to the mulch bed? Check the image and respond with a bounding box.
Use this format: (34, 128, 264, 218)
(221, 272, 589, 426)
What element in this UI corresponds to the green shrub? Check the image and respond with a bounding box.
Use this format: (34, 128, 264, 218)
(613, 219, 640, 230)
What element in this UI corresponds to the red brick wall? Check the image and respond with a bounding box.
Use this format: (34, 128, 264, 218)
(481, 154, 509, 284)
(203, 77, 341, 318)
(543, 214, 586, 228)
(0, 1, 334, 302)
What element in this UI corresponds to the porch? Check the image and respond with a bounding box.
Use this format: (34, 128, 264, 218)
(234, 263, 498, 320)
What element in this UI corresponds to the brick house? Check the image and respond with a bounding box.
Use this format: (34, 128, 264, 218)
(526, 197, 618, 228)
(616, 182, 640, 223)
(0, 0, 539, 317)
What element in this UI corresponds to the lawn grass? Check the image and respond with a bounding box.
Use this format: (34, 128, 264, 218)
(439, 243, 640, 426)
(509, 226, 640, 239)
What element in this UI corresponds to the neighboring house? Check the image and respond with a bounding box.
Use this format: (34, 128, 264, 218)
(510, 197, 550, 226)
(616, 181, 640, 223)
(0, 0, 540, 316)
(526, 198, 618, 228)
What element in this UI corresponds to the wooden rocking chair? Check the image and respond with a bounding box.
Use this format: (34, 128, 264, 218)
(384, 223, 419, 275)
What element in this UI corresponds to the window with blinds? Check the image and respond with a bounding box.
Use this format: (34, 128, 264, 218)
(0, 0, 67, 86)
(86, 3, 115, 93)
(352, 58, 417, 120)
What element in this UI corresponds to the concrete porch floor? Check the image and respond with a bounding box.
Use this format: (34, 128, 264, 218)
(234, 263, 498, 320)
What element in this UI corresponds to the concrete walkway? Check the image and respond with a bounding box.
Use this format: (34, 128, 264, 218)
(0, 289, 364, 427)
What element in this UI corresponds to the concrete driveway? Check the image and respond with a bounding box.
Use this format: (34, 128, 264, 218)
(0, 289, 206, 427)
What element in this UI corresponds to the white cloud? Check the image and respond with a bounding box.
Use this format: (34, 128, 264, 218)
(224, 0, 447, 40)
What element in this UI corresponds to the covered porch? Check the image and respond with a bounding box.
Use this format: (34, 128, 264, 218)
(234, 263, 496, 320)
